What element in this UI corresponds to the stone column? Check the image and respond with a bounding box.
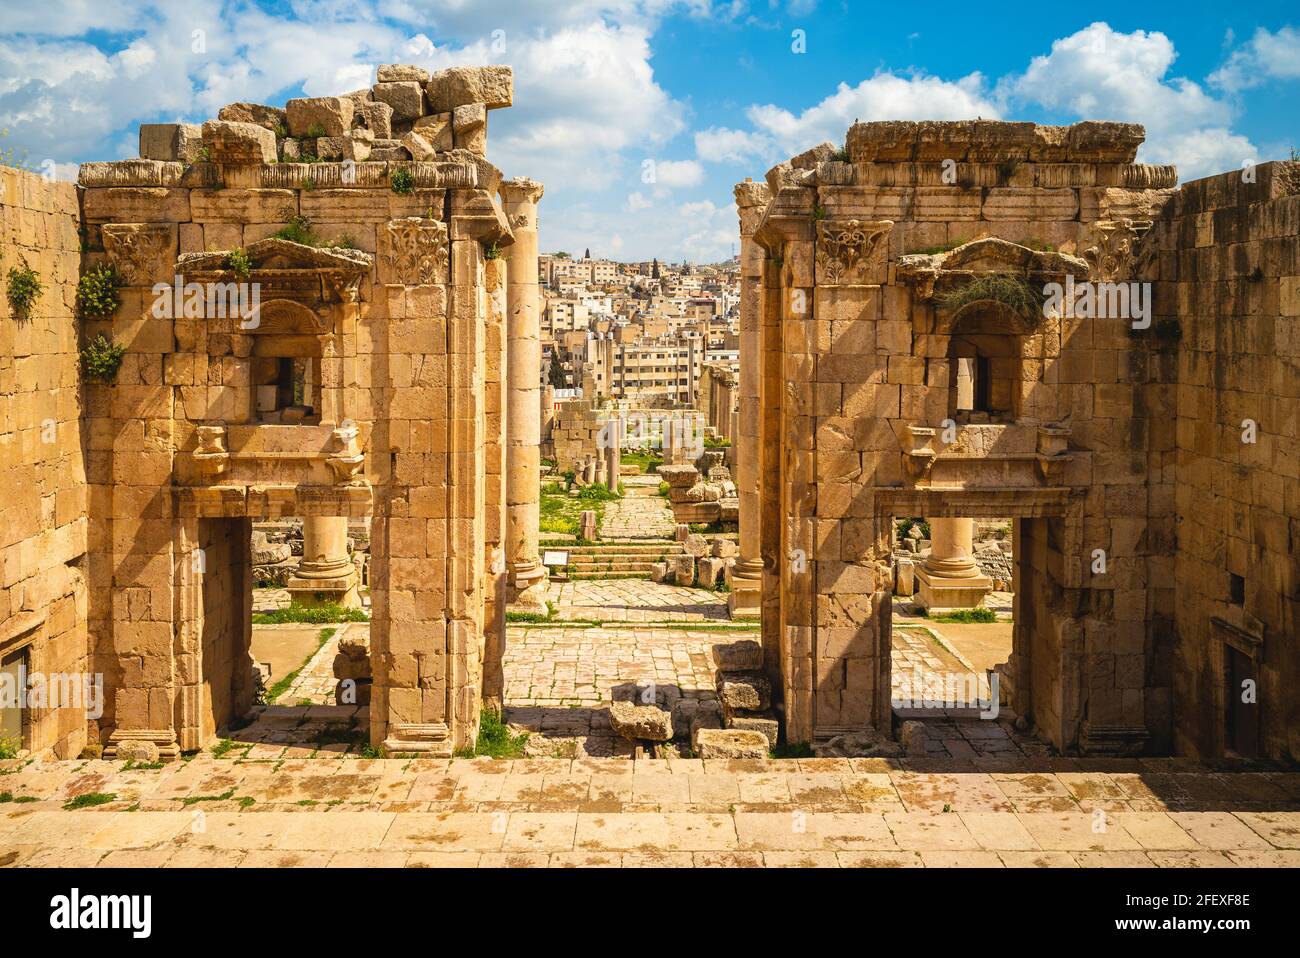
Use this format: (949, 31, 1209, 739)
(500, 178, 548, 609)
(913, 517, 992, 612)
(728, 179, 770, 620)
(287, 516, 361, 608)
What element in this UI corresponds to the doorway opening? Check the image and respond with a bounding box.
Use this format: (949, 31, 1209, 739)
(194, 514, 372, 757)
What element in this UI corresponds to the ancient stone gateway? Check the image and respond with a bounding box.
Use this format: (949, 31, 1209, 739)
(67, 66, 532, 758)
(737, 120, 1299, 761)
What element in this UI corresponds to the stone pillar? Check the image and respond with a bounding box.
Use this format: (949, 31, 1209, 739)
(287, 516, 361, 608)
(729, 180, 770, 620)
(500, 178, 548, 609)
(913, 517, 992, 612)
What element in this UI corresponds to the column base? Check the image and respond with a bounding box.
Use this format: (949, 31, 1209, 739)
(913, 566, 992, 613)
(106, 728, 180, 762)
(286, 567, 361, 608)
(381, 722, 453, 757)
(508, 562, 549, 611)
(727, 569, 762, 620)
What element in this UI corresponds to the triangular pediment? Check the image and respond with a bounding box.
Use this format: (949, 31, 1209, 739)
(177, 238, 373, 274)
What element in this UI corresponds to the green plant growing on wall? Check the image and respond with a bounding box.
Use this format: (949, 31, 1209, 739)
(390, 167, 415, 194)
(937, 272, 1041, 320)
(306, 122, 327, 138)
(272, 213, 320, 247)
(80, 333, 126, 383)
(6, 262, 43, 321)
(75, 264, 122, 318)
(224, 247, 253, 279)
(483, 242, 501, 260)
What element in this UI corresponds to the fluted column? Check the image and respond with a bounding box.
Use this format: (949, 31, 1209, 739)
(287, 516, 361, 608)
(499, 178, 548, 608)
(729, 179, 770, 620)
(914, 517, 992, 612)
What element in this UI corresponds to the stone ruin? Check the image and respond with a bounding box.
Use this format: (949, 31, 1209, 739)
(729, 119, 1299, 761)
(0, 62, 555, 758)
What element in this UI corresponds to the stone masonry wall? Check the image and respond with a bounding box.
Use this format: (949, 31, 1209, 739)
(1159, 162, 1300, 762)
(0, 168, 91, 759)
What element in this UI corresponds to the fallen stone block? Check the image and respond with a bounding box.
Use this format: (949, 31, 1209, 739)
(377, 63, 431, 83)
(201, 120, 277, 165)
(724, 710, 779, 747)
(683, 533, 709, 558)
(140, 123, 204, 163)
(694, 728, 768, 759)
(608, 701, 673, 741)
(696, 556, 726, 588)
(355, 100, 394, 139)
(670, 554, 695, 585)
(452, 102, 487, 154)
(717, 670, 771, 712)
(688, 699, 723, 740)
(711, 537, 738, 558)
(711, 639, 763, 672)
(286, 96, 354, 138)
(371, 80, 426, 124)
(217, 102, 287, 132)
(412, 113, 454, 152)
(426, 65, 514, 113)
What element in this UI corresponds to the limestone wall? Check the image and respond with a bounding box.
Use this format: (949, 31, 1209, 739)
(0, 168, 90, 759)
(76, 64, 520, 757)
(748, 121, 1179, 751)
(1159, 162, 1300, 762)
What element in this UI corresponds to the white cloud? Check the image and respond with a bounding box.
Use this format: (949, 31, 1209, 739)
(695, 70, 1000, 165)
(997, 22, 1255, 181)
(653, 158, 704, 188)
(1211, 26, 1300, 93)
(626, 191, 654, 210)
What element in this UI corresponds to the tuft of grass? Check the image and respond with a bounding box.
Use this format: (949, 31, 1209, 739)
(225, 247, 252, 279)
(63, 792, 117, 810)
(181, 789, 235, 806)
(0, 736, 20, 760)
(251, 603, 369, 625)
(931, 608, 998, 624)
(272, 212, 320, 246)
(456, 709, 528, 759)
(390, 167, 415, 194)
(937, 272, 1042, 319)
(210, 738, 239, 759)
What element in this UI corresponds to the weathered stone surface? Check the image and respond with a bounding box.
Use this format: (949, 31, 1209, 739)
(401, 131, 437, 161)
(285, 96, 354, 138)
(452, 102, 487, 154)
(200, 121, 277, 165)
(355, 100, 394, 139)
(608, 701, 672, 741)
(710, 538, 737, 558)
(426, 66, 513, 113)
(218, 102, 288, 132)
(696, 556, 726, 587)
(412, 113, 454, 152)
(693, 728, 768, 759)
(371, 81, 425, 124)
(670, 554, 695, 585)
(116, 739, 160, 763)
(711, 639, 763, 672)
(717, 671, 771, 712)
(688, 699, 723, 740)
(140, 123, 204, 163)
(377, 63, 431, 83)
(726, 712, 779, 747)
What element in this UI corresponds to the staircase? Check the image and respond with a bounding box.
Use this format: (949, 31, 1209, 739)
(553, 539, 683, 579)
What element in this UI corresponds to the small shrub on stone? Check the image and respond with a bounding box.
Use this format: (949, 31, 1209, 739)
(390, 167, 415, 194)
(5, 263, 42, 321)
(80, 333, 126, 383)
(75, 264, 121, 317)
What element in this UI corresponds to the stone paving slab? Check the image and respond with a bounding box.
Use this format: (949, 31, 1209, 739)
(2, 756, 1297, 867)
(544, 580, 731, 622)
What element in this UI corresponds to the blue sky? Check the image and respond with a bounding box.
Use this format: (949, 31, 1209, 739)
(2, 1, 1297, 262)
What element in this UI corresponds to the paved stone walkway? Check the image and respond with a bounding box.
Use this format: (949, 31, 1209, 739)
(278, 624, 354, 705)
(598, 479, 676, 539)
(544, 580, 729, 622)
(2, 756, 1296, 867)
